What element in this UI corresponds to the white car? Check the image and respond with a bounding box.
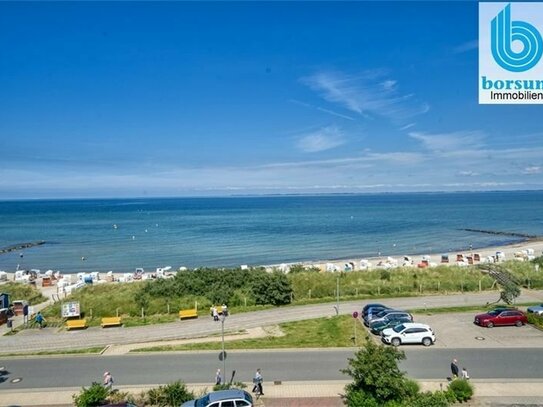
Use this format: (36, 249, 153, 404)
(381, 322, 436, 347)
(527, 304, 543, 316)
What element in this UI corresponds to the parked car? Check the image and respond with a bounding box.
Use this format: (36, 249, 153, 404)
(370, 317, 412, 335)
(381, 322, 436, 347)
(527, 304, 543, 316)
(362, 306, 390, 325)
(369, 311, 413, 327)
(364, 308, 398, 326)
(181, 389, 253, 407)
(474, 309, 528, 328)
(362, 303, 387, 316)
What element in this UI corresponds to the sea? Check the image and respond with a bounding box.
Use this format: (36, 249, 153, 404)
(1, 191, 542, 274)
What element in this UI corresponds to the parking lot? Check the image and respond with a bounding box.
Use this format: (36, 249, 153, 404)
(366, 311, 543, 349)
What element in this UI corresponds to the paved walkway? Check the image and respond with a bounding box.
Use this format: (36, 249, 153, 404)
(1, 380, 543, 406)
(1, 290, 542, 354)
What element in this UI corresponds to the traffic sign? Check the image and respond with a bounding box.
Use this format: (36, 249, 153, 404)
(352, 311, 359, 318)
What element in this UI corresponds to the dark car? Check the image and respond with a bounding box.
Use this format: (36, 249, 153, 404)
(370, 317, 412, 335)
(369, 311, 413, 327)
(363, 307, 392, 325)
(474, 309, 528, 328)
(364, 308, 399, 326)
(362, 303, 387, 317)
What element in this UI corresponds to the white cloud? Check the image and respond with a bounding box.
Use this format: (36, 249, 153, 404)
(523, 166, 542, 175)
(453, 40, 479, 53)
(296, 126, 346, 153)
(457, 170, 479, 177)
(409, 131, 485, 153)
(301, 70, 428, 122)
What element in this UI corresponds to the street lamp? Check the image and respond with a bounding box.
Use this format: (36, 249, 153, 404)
(220, 312, 227, 384)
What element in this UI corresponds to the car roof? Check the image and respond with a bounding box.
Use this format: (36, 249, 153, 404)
(208, 389, 248, 402)
(398, 322, 430, 328)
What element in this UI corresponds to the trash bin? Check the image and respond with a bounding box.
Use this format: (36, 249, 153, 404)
(7, 319, 13, 329)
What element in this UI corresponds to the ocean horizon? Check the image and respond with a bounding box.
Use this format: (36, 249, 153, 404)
(1, 190, 542, 274)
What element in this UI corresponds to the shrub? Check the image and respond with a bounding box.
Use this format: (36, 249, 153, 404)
(408, 391, 450, 407)
(73, 382, 109, 407)
(145, 381, 194, 406)
(213, 381, 247, 391)
(448, 379, 474, 402)
(527, 312, 543, 329)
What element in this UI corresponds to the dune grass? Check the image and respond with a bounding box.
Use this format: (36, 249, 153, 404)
(0, 282, 48, 305)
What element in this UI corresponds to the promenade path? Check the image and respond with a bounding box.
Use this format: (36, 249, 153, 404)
(1, 289, 542, 354)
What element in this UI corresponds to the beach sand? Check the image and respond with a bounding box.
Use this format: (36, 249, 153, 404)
(269, 238, 543, 272)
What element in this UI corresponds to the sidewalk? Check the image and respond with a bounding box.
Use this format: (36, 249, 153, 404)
(1, 380, 543, 407)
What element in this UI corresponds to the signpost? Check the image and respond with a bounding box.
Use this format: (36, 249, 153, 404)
(352, 311, 359, 345)
(61, 301, 80, 318)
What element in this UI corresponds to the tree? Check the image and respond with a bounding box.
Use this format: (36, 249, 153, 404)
(342, 338, 418, 405)
(252, 271, 292, 306)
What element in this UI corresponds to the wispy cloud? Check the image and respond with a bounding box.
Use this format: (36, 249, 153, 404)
(523, 166, 542, 175)
(400, 123, 416, 131)
(409, 131, 485, 153)
(453, 40, 479, 53)
(301, 70, 429, 122)
(289, 99, 355, 121)
(296, 126, 346, 153)
(457, 170, 479, 177)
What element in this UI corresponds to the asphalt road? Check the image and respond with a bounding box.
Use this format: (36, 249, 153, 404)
(1, 348, 542, 390)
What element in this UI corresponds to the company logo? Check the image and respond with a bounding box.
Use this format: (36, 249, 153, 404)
(491, 3, 543, 72)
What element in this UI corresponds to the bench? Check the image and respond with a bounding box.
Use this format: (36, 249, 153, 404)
(179, 309, 198, 320)
(101, 316, 122, 328)
(66, 319, 87, 330)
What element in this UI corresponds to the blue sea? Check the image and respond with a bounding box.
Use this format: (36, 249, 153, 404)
(1, 191, 542, 273)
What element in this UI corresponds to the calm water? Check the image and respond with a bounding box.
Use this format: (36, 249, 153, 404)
(1, 192, 542, 273)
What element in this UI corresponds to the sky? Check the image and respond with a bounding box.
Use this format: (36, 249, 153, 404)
(1, 1, 542, 199)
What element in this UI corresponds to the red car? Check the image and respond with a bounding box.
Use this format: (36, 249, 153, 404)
(474, 309, 528, 328)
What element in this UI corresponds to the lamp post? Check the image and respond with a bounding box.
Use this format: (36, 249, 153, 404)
(336, 275, 340, 315)
(220, 313, 227, 383)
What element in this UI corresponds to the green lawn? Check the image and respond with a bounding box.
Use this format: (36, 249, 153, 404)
(0, 346, 105, 357)
(131, 314, 367, 352)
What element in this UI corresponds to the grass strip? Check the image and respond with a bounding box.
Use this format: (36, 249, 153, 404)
(131, 314, 367, 352)
(0, 346, 106, 357)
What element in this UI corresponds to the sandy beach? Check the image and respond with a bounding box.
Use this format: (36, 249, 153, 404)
(268, 238, 543, 272)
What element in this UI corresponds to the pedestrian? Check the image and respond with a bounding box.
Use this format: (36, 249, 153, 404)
(103, 371, 114, 389)
(450, 358, 459, 379)
(215, 368, 222, 385)
(213, 306, 219, 321)
(461, 367, 470, 380)
(252, 368, 263, 396)
(221, 304, 228, 317)
(35, 312, 45, 329)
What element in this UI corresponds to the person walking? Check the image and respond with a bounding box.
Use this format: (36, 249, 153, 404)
(450, 358, 459, 379)
(221, 304, 228, 317)
(35, 312, 45, 329)
(212, 306, 219, 321)
(252, 368, 263, 396)
(461, 367, 470, 380)
(103, 371, 114, 390)
(215, 368, 222, 385)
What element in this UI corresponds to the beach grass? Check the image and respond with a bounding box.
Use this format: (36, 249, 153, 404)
(37, 258, 543, 325)
(130, 314, 367, 352)
(0, 282, 48, 305)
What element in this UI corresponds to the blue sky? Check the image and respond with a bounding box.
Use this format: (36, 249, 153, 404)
(1, 2, 542, 199)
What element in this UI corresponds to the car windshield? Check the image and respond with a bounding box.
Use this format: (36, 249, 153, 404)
(393, 324, 406, 333)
